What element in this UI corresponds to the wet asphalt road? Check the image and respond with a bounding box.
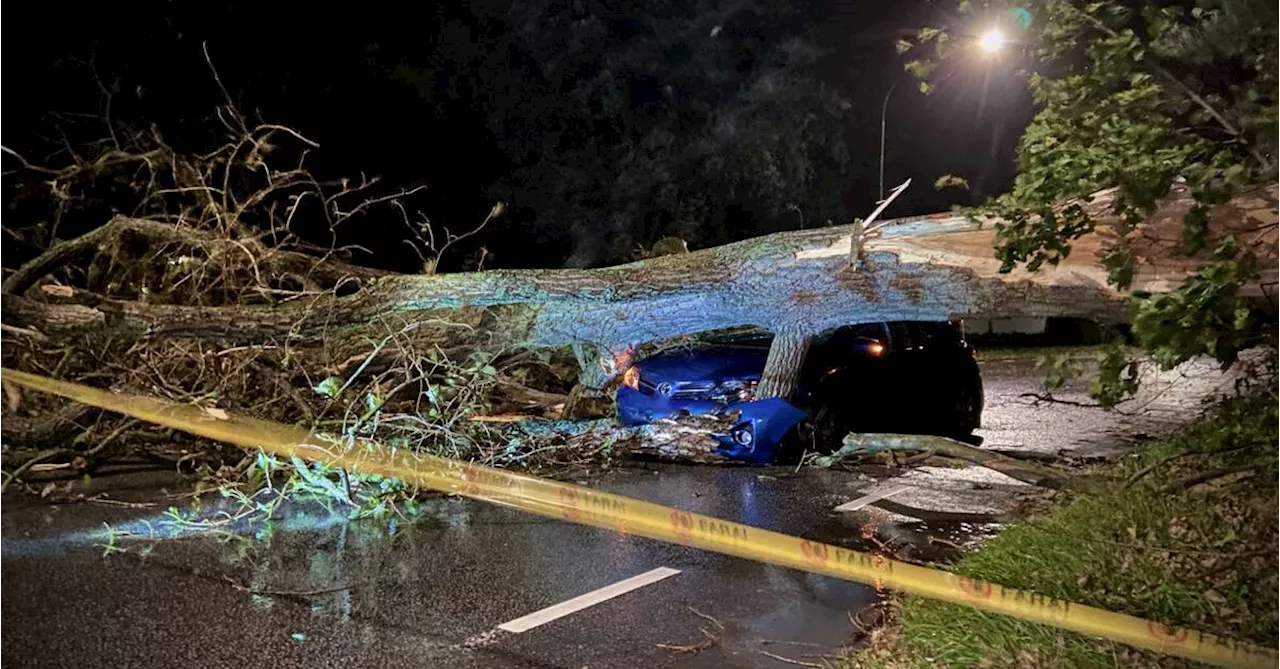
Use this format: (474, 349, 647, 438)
(976, 350, 1246, 458)
(2, 466, 878, 669)
(1, 351, 1242, 668)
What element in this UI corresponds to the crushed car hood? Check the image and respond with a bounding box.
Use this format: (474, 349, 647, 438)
(634, 346, 770, 383)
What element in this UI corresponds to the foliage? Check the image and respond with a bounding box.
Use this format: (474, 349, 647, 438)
(0, 99, 597, 507)
(898, 0, 1277, 405)
(392, 0, 853, 267)
(933, 174, 970, 190)
(844, 387, 1280, 668)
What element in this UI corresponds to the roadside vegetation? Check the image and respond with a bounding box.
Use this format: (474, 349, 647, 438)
(903, 0, 1277, 408)
(0, 98, 607, 516)
(844, 365, 1278, 668)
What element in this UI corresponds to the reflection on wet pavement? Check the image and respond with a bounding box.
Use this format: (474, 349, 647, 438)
(978, 351, 1254, 457)
(867, 351, 1256, 519)
(1, 350, 1249, 668)
(3, 465, 880, 669)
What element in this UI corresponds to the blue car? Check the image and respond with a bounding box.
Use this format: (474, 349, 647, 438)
(617, 322, 984, 463)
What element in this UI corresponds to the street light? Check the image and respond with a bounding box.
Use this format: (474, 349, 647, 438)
(879, 26, 1007, 201)
(978, 28, 1007, 54)
(878, 78, 902, 203)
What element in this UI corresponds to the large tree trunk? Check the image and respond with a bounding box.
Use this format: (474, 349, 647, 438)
(5, 183, 1276, 391)
(756, 329, 811, 400)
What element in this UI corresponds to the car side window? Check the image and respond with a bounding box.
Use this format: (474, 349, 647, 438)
(848, 322, 888, 343)
(887, 322, 914, 351)
(811, 323, 889, 366)
(912, 322, 962, 350)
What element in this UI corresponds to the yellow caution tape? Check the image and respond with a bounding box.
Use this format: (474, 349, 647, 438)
(2, 367, 1274, 669)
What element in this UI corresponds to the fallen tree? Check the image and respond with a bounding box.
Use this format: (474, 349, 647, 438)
(2, 102, 1276, 501)
(5, 182, 1276, 408)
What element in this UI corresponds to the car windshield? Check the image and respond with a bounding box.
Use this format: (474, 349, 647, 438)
(688, 321, 956, 350)
(696, 326, 774, 348)
(693, 324, 879, 349)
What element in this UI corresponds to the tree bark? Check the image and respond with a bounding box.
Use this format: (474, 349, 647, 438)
(756, 329, 811, 400)
(4, 184, 1275, 379)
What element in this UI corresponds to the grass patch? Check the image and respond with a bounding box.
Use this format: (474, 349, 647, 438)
(845, 388, 1278, 668)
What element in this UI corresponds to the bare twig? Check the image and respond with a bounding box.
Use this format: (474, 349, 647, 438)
(85, 419, 140, 457)
(202, 42, 246, 134)
(688, 606, 725, 630)
(0, 323, 49, 341)
(2, 449, 75, 492)
(234, 583, 357, 597)
(759, 650, 823, 667)
(1125, 450, 1196, 488)
(1158, 462, 1262, 494)
(0, 146, 62, 176)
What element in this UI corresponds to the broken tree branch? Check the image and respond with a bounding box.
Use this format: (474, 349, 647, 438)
(829, 433, 1101, 493)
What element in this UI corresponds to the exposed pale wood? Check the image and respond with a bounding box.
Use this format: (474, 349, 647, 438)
(828, 432, 1101, 493)
(4, 184, 1274, 386)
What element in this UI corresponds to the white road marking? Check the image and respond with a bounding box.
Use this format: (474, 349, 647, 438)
(834, 484, 912, 512)
(496, 567, 681, 633)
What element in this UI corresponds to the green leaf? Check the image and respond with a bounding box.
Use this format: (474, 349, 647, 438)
(313, 376, 343, 399)
(895, 39, 914, 54)
(934, 174, 970, 190)
(917, 27, 943, 43)
(904, 60, 936, 79)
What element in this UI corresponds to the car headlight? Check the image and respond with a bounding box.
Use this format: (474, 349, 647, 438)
(710, 379, 757, 404)
(622, 366, 641, 390)
(728, 422, 754, 447)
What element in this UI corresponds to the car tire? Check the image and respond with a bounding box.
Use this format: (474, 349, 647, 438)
(801, 404, 845, 453)
(952, 385, 980, 436)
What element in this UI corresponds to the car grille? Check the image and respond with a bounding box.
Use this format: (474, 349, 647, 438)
(636, 377, 714, 400)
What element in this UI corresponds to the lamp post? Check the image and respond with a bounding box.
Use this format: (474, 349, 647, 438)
(879, 27, 1008, 202)
(878, 78, 901, 203)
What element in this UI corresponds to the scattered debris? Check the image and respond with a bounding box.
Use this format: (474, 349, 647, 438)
(656, 606, 724, 654)
(759, 649, 823, 667)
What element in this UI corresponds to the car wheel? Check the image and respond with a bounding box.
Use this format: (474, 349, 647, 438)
(953, 386, 979, 436)
(801, 404, 845, 453)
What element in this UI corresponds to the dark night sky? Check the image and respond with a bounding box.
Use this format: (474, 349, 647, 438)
(4, 0, 1033, 272)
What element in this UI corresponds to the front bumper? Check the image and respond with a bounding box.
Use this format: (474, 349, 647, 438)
(616, 387, 806, 464)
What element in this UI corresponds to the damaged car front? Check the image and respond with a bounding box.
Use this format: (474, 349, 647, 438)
(615, 343, 807, 463)
(616, 321, 984, 464)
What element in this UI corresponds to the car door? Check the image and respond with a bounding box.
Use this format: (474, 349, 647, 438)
(885, 321, 923, 404)
(811, 322, 895, 430)
(891, 321, 961, 428)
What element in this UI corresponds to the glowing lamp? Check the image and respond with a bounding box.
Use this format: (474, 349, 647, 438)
(978, 28, 1007, 54)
